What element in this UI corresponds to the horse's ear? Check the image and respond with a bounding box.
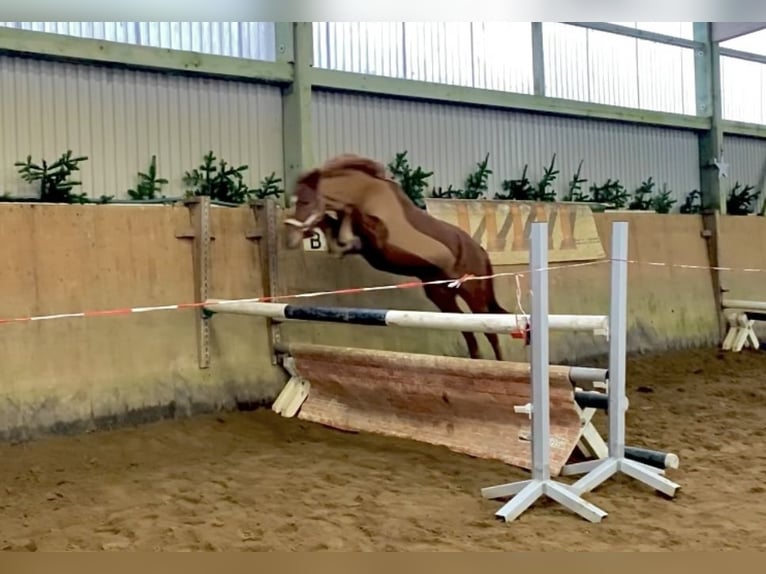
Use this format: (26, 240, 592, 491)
(296, 168, 321, 189)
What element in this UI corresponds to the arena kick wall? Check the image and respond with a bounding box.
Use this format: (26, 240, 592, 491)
(2, 201, 764, 440)
(0, 50, 765, 440)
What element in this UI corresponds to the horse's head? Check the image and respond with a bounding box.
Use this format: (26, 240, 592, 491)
(283, 169, 326, 249)
(282, 154, 391, 250)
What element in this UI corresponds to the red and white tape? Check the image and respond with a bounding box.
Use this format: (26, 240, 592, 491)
(0, 258, 764, 327)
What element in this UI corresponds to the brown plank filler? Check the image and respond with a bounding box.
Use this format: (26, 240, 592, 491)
(272, 341, 587, 476)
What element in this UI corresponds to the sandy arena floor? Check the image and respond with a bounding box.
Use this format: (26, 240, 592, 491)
(1, 347, 765, 551)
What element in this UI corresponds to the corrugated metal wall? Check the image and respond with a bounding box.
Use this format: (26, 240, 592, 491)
(541, 23, 697, 115)
(312, 22, 535, 95)
(0, 22, 277, 61)
(0, 23, 764, 213)
(312, 22, 697, 116)
(3, 22, 762, 126)
(718, 22, 766, 125)
(312, 90, 700, 207)
(0, 55, 284, 200)
(724, 135, 766, 212)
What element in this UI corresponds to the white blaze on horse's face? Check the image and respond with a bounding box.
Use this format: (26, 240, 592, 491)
(283, 184, 325, 249)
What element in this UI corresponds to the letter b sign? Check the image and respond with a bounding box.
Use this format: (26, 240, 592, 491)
(302, 230, 327, 252)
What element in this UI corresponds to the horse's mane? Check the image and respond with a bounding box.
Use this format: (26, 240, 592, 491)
(321, 154, 388, 180)
(298, 154, 422, 214)
(319, 154, 426, 213)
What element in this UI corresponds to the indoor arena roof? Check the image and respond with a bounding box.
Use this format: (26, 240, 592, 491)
(711, 22, 766, 43)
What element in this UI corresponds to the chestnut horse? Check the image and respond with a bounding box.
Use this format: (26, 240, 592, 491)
(282, 154, 511, 361)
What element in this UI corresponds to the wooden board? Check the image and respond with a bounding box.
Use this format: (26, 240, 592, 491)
(423, 199, 606, 266)
(282, 343, 583, 476)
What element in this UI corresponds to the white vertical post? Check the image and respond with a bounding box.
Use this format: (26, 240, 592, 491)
(608, 219, 628, 459)
(530, 219, 551, 483)
(480, 221, 607, 523)
(566, 221, 680, 498)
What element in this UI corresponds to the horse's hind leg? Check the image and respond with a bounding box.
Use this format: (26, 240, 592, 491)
(423, 283, 481, 359)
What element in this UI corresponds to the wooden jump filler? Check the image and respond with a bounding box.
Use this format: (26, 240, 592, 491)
(266, 341, 678, 478)
(271, 341, 592, 475)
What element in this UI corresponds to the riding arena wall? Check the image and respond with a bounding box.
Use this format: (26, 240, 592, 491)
(1, 200, 765, 440)
(1, 47, 765, 442)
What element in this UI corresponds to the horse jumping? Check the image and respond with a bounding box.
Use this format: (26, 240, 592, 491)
(281, 153, 512, 361)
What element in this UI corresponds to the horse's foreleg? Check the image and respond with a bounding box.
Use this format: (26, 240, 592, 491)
(316, 217, 343, 256)
(335, 208, 363, 254)
(336, 208, 356, 244)
(321, 211, 362, 259)
(315, 213, 357, 258)
(423, 283, 481, 359)
(328, 233, 362, 258)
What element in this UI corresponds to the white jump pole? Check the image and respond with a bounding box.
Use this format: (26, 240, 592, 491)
(563, 221, 680, 498)
(480, 221, 608, 523)
(722, 299, 766, 312)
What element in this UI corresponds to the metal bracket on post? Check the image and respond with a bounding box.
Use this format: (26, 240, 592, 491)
(247, 199, 282, 365)
(176, 196, 214, 369)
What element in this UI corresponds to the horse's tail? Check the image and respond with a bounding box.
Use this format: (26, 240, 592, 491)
(488, 294, 508, 314)
(486, 276, 510, 315)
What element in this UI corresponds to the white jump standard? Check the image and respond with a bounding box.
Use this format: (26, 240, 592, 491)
(560, 221, 680, 499)
(479, 222, 608, 523)
(721, 299, 766, 353)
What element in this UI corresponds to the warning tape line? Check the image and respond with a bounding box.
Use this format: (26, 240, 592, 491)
(0, 258, 764, 327)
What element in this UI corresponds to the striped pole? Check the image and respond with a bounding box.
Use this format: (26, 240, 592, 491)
(203, 300, 610, 336)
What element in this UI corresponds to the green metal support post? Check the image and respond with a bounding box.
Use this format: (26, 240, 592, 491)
(277, 22, 315, 202)
(694, 22, 726, 337)
(694, 22, 727, 214)
(531, 22, 546, 97)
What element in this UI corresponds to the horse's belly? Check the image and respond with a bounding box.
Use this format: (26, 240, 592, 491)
(361, 194, 457, 272)
(387, 231, 456, 271)
(361, 248, 433, 279)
